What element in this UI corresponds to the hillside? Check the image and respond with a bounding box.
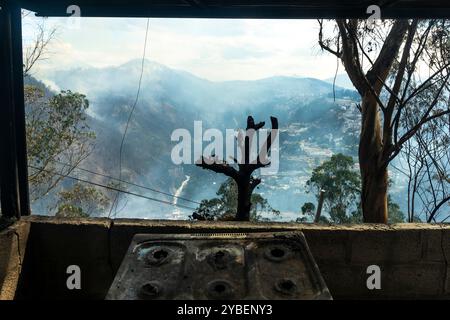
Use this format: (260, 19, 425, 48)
(32, 60, 362, 220)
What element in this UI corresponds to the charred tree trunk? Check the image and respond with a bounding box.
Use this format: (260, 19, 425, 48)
(197, 116, 278, 221)
(236, 174, 251, 221)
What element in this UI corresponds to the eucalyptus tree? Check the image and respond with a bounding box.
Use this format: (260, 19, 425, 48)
(318, 19, 450, 222)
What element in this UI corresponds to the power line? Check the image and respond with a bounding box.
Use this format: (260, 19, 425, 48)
(50, 159, 201, 205)
(110, 18, 150, 218)
(28, 164, 197, 211)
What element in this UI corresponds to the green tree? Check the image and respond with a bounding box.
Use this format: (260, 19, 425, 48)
(55, 183, 110, 218)
(386, 198, 406, 223)
(305, 153, 360, 223)
(301, 202, 315, 216)
(304, 153, 405, 223)
(18, 15, 98, 218)
(297, 202, 331, 223)
(192, 178, 279, 221)
(25, 85, 95, 202)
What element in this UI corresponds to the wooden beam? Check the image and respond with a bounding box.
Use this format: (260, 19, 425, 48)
(183, 0, 206, 8)
(20, 2, 450, 19)
(0, 2, 21, 219)
(11, 4, 30, 216)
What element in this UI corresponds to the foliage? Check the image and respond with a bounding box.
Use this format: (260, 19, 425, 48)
(301, 202, 316, 216)
(297, 202, 327, 223)
(305, 153, 360, 223)
(25, 85, 95, 202)
(55, 183, 110, 218)
(302, 153, 405, 223)
(192, 178, 279, 221)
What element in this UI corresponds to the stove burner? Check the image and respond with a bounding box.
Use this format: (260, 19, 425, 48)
(106, 232, 332, 300)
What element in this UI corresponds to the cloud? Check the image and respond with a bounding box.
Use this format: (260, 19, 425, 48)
(23, 15, 341, 81)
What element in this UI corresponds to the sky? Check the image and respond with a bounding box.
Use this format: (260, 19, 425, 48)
(22, 13, 342, 82)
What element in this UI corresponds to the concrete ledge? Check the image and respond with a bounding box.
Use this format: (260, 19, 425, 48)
(1, 215, 449, 299)
(15, 216, 112, 299)
(0, 221, 30, 300)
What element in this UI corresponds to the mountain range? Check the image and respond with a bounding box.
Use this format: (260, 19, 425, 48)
(32, 60, 372, 221)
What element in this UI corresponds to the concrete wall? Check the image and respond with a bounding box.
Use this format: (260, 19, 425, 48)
(0, 220, 29, 300)
(1, 215, 449, 299)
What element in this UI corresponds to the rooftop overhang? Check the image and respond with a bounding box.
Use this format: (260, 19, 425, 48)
(16, 0, 450, 18)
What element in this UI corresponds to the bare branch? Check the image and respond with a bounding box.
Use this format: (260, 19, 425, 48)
(196, 156, 239, 179)
(367, 20, 409, 92)
(427, 196, 450, 222)
(318, 19, 342, 57)
(336, 19, 368, 96)
(249, 177, 261, 192)
(389, 109, 450, 163)
(23, 19, 57, 76)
